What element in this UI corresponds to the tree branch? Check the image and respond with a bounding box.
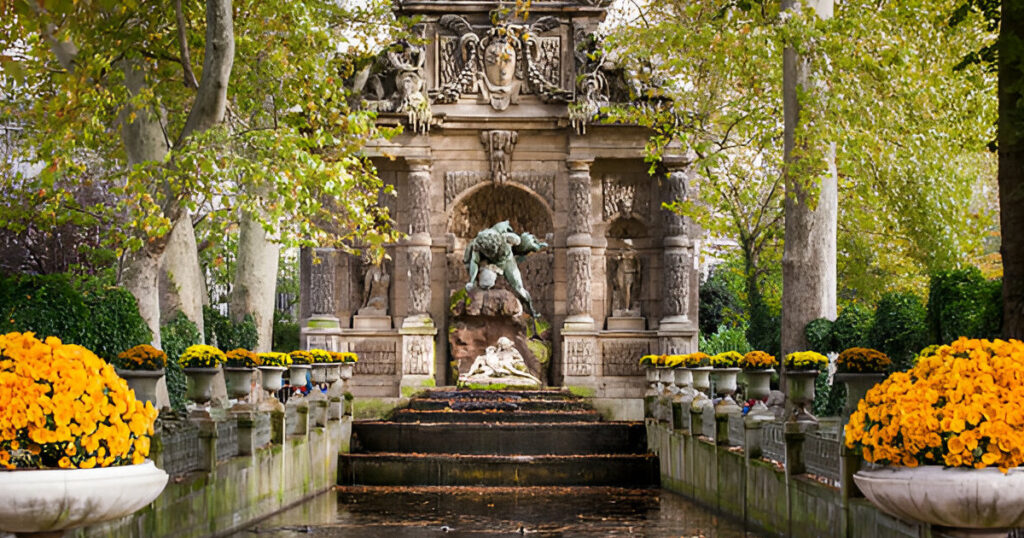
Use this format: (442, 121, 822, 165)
(175, 0, 200, 89)
(176, 0, 235, 145)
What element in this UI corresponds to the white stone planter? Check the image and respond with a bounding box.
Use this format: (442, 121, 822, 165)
(0, 461, 168, 534)
(325, 363, 341, 384)
(115, 368, 164, 406)
(855, 466, 1024, 530)
(835, 372, 886, 418)
(784, 369, 819, 422)
(288, 364, 312, 387)
(742, 368, 774, 401)
(711, 367, 741, 398)
(673, 368, 693, 389)
(339, 362, 355, 381)
(310, 364, 328, 384)
(688, 367, 713, 394)
(183, 367, 221, 404)
(223, 367, 254, 399)
(258, 366, 286, 392)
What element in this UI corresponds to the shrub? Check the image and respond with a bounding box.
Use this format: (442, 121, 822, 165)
(0, 273, 151, 362)
(272, 314, 300, 353)
(831, 303, 873, 351)
(813, 371, 845, 418)
(700, 324, 752, 355)
(203, 306, 258, 351)
(160, 312, 202, 412)
(746, 304, 781, 360)
(0, 332, 157, 469)
(846, 338, 1024, 471)
(699, 269, 743, 336)
(870, 291, 929, 371)
(927, 268, 1002, 343)
(804, 318, 835, 354)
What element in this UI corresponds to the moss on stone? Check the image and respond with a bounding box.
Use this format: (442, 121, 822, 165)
(353, 398, 401, 419)
(567, 385, 596, 398)
(527, 338, 551, 366)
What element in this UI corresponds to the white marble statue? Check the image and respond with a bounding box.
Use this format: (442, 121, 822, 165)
(459, 336, 541, 388)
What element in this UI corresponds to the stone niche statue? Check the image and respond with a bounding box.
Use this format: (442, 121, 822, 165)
(359, 253, 390, 317)
(463, 220, 547, 321)
(459, 336, 541, 388)
(611, 239, 641, 317)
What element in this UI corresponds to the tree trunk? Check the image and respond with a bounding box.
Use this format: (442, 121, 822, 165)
(230, 213, 280, 352)
(780, 0, 838, 358)
(160, 215, 207, 339)
(123, 250, 163, 348)
(1001, 2, 1024, 339)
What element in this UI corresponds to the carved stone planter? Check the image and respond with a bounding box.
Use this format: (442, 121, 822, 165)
(673, 368, 693, 390)
(855, 466, 1024, 531)
(339, 363, 355, 381)
(711, 367, 741, 398)
(310, 364, 328, 385)
(184, 367, 221, 404)
(288, 364, 311, 387)
(223, 367, 254, 399)
(0, 461, 168, 535)
(742, 368, 774, 401)
(784, 370, 819, 423)
(258, 366, 286, 392)
(688, 367, 713, 395)
(115, 368, 164, 406)
(835, 372, 886, 418)
(325, 363, 342, 384)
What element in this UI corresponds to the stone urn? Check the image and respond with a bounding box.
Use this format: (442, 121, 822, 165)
(183, 367, 221, 404)
(673, 368, 693, 391)
(258, 366, 286, 392)
(784, 369, 819, 423)
(325, 363, 342, 384)
(115, 368, 164, 406)
(644, 367, 659, 418)
(339, 363, 355, 381)
(223, 367, 254, 399)
(0, 461, 168, 536)
(855, 466, 1024, 532)
(310, 364, 328, 385)
(711, 367, 742, 399)
(288, 364, 312, 387)
(743, 369, 774, 401)
(835, 372, 886, 418)
(688, 367, 713, 395)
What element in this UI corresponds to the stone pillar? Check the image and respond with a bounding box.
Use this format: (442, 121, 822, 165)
(562, 159, 599, 392)
(658, 161, 698, 354)
(400, 158, 437, 392)
(301, 247, 342, 351)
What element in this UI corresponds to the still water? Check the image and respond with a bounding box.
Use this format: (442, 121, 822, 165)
(231, 486, 764, 537)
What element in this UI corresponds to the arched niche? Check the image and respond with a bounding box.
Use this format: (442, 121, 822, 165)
(446, 184, 554, 321)
(605, 216, 655, 322)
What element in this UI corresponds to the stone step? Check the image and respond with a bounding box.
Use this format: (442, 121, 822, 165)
(389, 408, 603, 423)
(418, 389, 579, 401)
(351, 422, 648, 455)
(407, 398, 591, 412)
(337, 453, 659, 487)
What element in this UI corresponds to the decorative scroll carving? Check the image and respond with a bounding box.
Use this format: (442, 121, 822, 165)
(352, 340, 397, 375)
(403, 335, 433, 375)
(433, 15, 571, 111)
(662, 249, 691, 319)
(481, 130, 518, 184)
(564, 338, 595, 376)
(602, 340, 650, 376)
(445, 171, 554, 208)
(566, 247, 592, 317)
(408, 162, 431, 235)
(568, 164, 592, 236)
(356, 26, 431, 134)
(408, 247, 432, 316)
(603, 176, 650, 221)
(660, 336, 693, 355)
(663, 169, 689, 237)
(309, 249, 336, 316)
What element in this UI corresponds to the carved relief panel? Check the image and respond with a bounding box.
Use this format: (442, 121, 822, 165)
(352, 340, 398, 375)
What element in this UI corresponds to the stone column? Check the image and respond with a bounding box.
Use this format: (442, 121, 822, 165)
(562, 159, 599, 392)
(400, 158, 436, 392)
(301, 247, 342, 351)
(658, 161, 699, 354)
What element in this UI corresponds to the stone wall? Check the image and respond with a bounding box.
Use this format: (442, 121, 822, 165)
(75, 410, 350, 538)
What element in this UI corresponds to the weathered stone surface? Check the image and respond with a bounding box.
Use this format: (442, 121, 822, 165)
(448, 287, 550, 384)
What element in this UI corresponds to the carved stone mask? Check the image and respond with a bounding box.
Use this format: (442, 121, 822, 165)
(484, 41, 517, 87)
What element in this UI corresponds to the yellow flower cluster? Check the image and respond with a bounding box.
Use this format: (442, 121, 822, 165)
(224, 348, 259, 368)
(179, 345, 225, 369)
(0, 332, 157, 469)
(116, 344, 167, 371)
(683, 352, 711, 367)
(289, 350, 313, 365)
(328, 351, 359, 363)
(845, 338, 1024, 472)
(257, 352, 291, 367)
(309, 349, 333, 364)
(740, 350, 778, 370)
(836, 347, 891, 373)
(639, 354, 665, 366)
(785, 351, 828, 370)
(711, 351, 743, 368)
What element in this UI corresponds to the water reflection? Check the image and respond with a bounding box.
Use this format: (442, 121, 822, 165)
(232, 487, 763, 537)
